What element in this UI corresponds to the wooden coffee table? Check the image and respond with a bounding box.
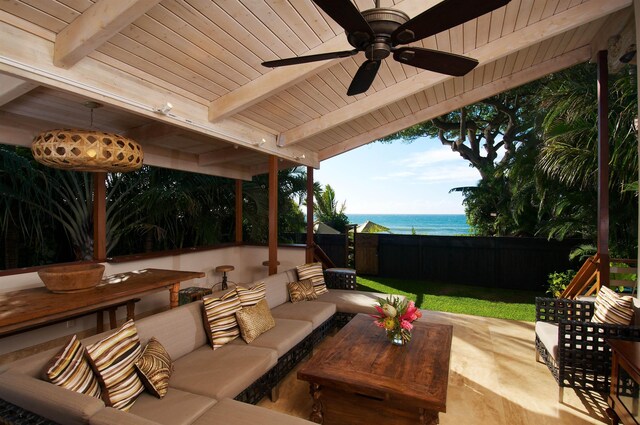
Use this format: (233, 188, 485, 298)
(298, 313, 453, 425)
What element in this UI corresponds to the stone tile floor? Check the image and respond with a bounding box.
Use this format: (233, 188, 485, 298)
(259, 310, 607, 424)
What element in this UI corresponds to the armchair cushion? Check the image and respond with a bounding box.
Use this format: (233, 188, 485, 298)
(592, 285, 634, 325)
(534, 321, 558, 361)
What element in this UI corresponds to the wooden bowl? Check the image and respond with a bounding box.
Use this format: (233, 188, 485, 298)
(38, 264, 105, 293)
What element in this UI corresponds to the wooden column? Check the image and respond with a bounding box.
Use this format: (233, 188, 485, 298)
(268, 156, 278, 275)
(93, 172, 107, 261)
(597, 50, 610, 287)
(635, 0, 640, 296)
(235, 179, 242, 243)
(306, 166, 314, 263)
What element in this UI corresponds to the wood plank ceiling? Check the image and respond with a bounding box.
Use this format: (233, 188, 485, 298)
(0, 0, 634, 180)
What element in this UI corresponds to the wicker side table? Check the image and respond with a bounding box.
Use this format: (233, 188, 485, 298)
(178, 287, 212, 305)
(324, 268, 357, 290)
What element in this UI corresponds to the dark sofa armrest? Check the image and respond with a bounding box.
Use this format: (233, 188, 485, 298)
(535, 297, 595, 324)
(324, 268, 357, 290)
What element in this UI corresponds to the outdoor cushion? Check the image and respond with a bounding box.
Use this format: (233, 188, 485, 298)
(86, 319, 144, 411)
(134, 301, 208, 361)
(202, 290, 242, 349)
(535, 321, 559, 362)
(43, 334, 102, 399)
(296, 262, 328, 295)
(592, 285, 634, 325)
(230, 318, 312, 357)
(235, 282, 266, 307)
(135, 337, 173, 399)
(90, 407, 161, 425)
(128, 388, 216, 425)
(271, 300, 336, 329)
(235, 299, 275, 343)
(169, 344, 277, 400)
(314, 290, 405, 314)
(287, 279, 317, 303)
(191, 397, 315, 425)
(257, 269, 298, 308)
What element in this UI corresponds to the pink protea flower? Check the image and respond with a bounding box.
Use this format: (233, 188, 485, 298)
(400, 320, 413, 331)
(373, 320, 385, 328)
(400, 301, 418, 322)
(374, 305, 385, 315)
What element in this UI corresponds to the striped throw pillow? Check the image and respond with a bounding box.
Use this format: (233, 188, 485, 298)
(287, 279, 318, 303)
(592, 285, 634, 325)
(43, 335, 102, 399)
(86, 320, 144, 411)
(296, 262, 328, 296)
(135, 337, 172, 399)
(235, 282, 266, 307)
(202, 290, 242, 349)
(236, 299, 276, 343)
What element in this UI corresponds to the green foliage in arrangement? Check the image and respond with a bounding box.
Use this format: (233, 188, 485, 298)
(357, 276, 540, 322)
(546, 270, 576, 298)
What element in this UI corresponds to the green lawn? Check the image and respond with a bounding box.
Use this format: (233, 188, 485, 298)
(357, 276, 542, 322)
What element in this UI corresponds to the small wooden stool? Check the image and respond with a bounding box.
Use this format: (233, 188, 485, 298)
(261, 261, 280, 266)
(215, 265, 234, 290)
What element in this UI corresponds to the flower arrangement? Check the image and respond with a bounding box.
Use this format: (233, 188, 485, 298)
(372, 296, 421, 345)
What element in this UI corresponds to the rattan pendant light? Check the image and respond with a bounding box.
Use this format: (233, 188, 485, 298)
(31, 102, 143, 172)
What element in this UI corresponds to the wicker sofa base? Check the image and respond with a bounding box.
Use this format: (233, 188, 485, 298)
(0, 398, 57, 425)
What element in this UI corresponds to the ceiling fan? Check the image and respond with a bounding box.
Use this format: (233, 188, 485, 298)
(262, 0, 511, 96)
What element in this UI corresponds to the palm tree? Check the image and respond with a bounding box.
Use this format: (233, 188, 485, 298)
(314, 184, 349, 233)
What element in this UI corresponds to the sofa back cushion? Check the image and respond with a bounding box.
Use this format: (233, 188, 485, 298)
(255, 269, 298, 308)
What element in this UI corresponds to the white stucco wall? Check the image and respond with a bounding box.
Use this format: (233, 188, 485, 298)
(0, 245, 305, 356)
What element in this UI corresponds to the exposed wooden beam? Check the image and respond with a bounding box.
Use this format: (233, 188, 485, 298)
(250, 158, 300, 176)
(93, 173, 107, 261)
(282, 0, 631, 147)
(124, 122, 184, 141)
(319, 47, 591, 161)
(597, 50, 610, 287)
(268, 156, 278, 276)
(199, 145, 249, 166)
(54, 0, 162, 68)
(0, 22, 318, 168)
(207, 0, 434, 122)
(0, 74, 37, 106)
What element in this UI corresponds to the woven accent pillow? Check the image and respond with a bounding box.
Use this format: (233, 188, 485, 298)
(134, 337, 173, 399)
(592, 285, 634, 325)
(287, 279, 318, 303)
(43, 335, 102, 399)
(235, 299, 276, 343)
(86, 320, 144, 411)
(202, 290, 242, 349)
(235, 282, 266, 307)
(296, 262, 328, 296)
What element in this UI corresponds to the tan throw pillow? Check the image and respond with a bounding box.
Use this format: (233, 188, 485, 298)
(134, 338, 173, 399)
(202, 290, 242, 349)
(86, 320, 144, 411)
(235, 299, 276, 343)
(296, 262, 328, 296)
(43, 335, 102, 399)
(287, 279, 318, 303)
(592, 285, 634, 325)
(235, 282, 266, 307)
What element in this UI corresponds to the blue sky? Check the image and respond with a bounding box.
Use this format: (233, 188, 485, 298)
(314, 137, 481, 214)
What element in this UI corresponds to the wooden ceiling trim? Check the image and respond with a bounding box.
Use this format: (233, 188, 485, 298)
(279, 0, 625, 147)
(53, 0, 162, 68)
(319, 46, 590, 161)
(2, 1, 68, 32)
(97, 40, 222, 98)
(0, 74, 38, 106)
(144, 6, 261, 81)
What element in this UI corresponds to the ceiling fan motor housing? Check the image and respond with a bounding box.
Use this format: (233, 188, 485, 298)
(348, 8, 410, 61)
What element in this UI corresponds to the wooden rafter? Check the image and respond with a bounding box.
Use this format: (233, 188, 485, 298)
(0, 74, 37, 106)
(54, 0, 163, 68)
(280, 0, 631, 147)
(199, 146, 250, 166)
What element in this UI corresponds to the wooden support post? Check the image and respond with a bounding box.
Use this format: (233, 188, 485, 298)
(235, 179, 243, 243)
(268, 156, 278, 275)
(93, 172, 107, 261)
(306, 166, 314, 263)
(597, 50, 610, 288)
(635, 0, 640, 297)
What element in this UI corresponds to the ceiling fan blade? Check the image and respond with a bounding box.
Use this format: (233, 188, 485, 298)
(394, 47, 478, 76)
(262, 49, 359, 68)
(313, 0, 373, 39)
(347, 60, 380, 96)
(391, 0, 511, 45)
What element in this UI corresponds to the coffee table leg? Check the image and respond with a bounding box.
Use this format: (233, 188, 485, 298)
(309, 383, 324, 424)
(419, 408, 439, 425)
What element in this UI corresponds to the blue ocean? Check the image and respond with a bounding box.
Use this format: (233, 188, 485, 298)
(347, 214, 470, 236)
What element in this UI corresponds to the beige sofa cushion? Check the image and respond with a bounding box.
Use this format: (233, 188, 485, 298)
(314, 290, 405, 314)
(535, 321, 559, 362)
(192, 398, 315, 425)
(257, 269, 298, 308)
(271, 301, 336, 329)
(90, 407, 161, 425)
(230, 318, 312, 356)
(170, 344, 277, 400)
(128, 388, 216, 425)
(0, 371, 105, 425)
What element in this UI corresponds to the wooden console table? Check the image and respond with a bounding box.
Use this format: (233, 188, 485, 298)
(0, 268, 204, 337)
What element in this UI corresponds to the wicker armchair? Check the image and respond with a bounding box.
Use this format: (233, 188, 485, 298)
(535, 297, 640, 401)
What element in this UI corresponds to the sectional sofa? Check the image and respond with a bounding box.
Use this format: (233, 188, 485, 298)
(0, 267, 400, 425)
